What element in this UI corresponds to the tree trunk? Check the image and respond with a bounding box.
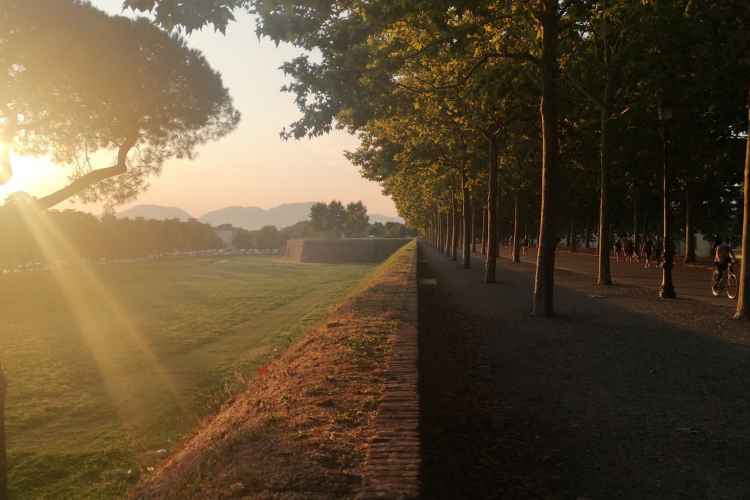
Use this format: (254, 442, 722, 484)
(633, 188, 639, 251)
(482, 205, 487, 257)
(445, 211, 450, 253)
(512, 193, 521, 264)
(597, 106, 613, 285)
(532, 2, 560, 316)
(471, 205, 477, 254)
(438, 212, 448, 252)
(436, 212, 441, 248)
(596, 0, 613, 286)
(585, 224, 591, 248)
(735, 99, 750, 320)
(434, 209, 440, 247)
(485, 135, 499, 283)
(496, 186, 503, 257)
(0, 367, 7, 500)
(450, 192, 458, 261)
(462, 173, 472, 269)
(684, 187, 696, 263)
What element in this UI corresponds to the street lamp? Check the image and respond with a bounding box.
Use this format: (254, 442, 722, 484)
(658, 101, 676, 298)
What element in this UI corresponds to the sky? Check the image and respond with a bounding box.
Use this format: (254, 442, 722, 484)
(1, 1, 398, 218)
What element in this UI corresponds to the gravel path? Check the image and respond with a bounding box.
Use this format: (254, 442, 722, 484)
(501, 247, 731, 308)
(419, 242, 750, 500)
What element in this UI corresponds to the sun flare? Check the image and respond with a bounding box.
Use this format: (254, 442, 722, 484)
(0, 154, 69, 203)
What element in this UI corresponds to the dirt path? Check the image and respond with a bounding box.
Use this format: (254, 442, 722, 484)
(419, 242, 750, 500)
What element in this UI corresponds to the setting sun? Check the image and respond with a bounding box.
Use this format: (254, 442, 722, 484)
(0, 154, 68, 203)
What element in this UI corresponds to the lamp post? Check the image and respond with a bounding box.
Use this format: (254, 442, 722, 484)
(658, 101, 676, 298)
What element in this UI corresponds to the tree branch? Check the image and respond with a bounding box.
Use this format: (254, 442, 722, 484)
(36, 136, 137, 209)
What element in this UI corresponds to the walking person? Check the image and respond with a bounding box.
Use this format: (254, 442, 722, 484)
(614, 236, 623, 263)
(641, 235, 654, 269)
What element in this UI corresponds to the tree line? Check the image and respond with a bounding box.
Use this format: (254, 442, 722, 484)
(128, 0, 750, 319)
(0, 202, 223, 269)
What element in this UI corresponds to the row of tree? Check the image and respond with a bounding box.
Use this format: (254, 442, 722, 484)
(0, 203, 223, 269)
(127, 0, 750, 319)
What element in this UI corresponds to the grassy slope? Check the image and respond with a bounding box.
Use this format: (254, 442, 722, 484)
(0, 256, 375, 499)
(134, 240, 417, 500)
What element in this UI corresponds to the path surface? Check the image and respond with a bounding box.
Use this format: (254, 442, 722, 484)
(501, 247, 727, 307)
(419, 242, 750, 500)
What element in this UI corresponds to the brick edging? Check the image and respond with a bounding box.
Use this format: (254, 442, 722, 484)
(358, 243, 420, 499)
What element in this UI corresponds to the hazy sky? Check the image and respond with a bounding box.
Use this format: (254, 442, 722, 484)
(3, 1, 397, 217)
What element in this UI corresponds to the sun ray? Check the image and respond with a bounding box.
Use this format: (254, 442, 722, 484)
(11, 199, 188, 432)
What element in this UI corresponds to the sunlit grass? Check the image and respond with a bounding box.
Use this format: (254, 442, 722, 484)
(1, 253, 375, 499)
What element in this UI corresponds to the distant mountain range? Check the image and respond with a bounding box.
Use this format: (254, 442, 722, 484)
(118, 204, 193, 221)
(116, 202, 403, 230)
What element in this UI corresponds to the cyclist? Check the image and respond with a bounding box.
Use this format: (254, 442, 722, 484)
(712, 235, 736, 286)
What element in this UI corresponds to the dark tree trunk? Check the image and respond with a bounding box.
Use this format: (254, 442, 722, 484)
(450, 192, 458, 261)
(462, 173, 472, 269)
(684, 187, 696, 263)
(585, 224, 591, 248)
(597, 106, 613, 285)
(496, 186, 503, 256)
(512, 193, 521, 264)
(436, 212, 441, 249)
(482, 205, 487, 257)
(735, 98, 750, 319)
(471, 205, 477, 254)
(532, 2, 560, 316)
(0, 367, 7, 500)
(596, 0, 613, 286)
(569, 221, 577, 252)
(440, 212, 448, 253)
(444, 209, 452, 255)
(633, 188, 639, 250)
(434, 213, 438, 247)
(434, 208, 440, 247)
(485, 135, 499, 283)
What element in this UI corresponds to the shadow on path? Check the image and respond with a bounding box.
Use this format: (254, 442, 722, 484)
(419, 243, 750, 500)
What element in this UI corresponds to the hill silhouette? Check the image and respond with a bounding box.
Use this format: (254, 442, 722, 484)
(117, 203, 402, 230)
(117, 204, 193, 221)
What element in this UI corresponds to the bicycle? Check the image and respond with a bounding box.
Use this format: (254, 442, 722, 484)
(712, 262, 738, 299)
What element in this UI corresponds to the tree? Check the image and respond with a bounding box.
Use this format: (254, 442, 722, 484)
(309, 200, 369, 237)
(309, 202, 330, 234)
(344, 201, 370, 237)
(1, 0, 240, 209)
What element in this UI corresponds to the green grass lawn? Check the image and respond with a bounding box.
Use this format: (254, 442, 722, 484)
(0, 256, 376, 499)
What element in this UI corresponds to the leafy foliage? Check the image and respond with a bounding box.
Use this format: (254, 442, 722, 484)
(1, 0, 240, 207)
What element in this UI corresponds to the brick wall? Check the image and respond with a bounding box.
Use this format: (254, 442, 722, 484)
(358, 241, 420, 499)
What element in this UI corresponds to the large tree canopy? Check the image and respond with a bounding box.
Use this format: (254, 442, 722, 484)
(0, 0, 240, 208)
